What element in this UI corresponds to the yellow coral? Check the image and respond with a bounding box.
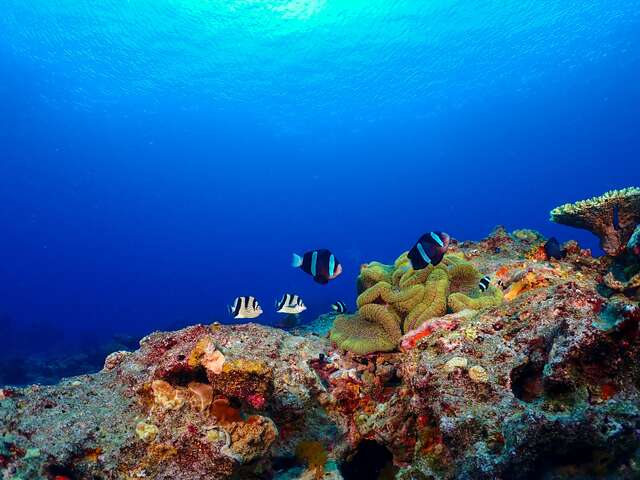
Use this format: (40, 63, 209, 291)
(356, 280, 424, 313)
(357, 261, 394, 292)
(468, 365, 489, 383)
(462, 326, 478, 341)
(448, 286, 503, 313)
(503, 272, 548, 302)
(136, 421, 159, 442)
(399, 265, 433, 289)
(331, 254, 503, 355)
(151, 380, 185, 410)
(221, 359, 268, 376)
(189, 336, 217, 368)
(329, 314, 398, 355)
(446, 261, 480, 293)
(359, 304, 403, 342)
(207, 358, 272, 401)
(394, 251, 410, 269)
(392, 284, 425, 313)
(356, 281, 393, 307)
(511, 229, 544, 242)
(403, 267, 449, 332)
(443, 356, 468, 372)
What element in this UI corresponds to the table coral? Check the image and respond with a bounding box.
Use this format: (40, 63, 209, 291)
(330, 255, 503, 355)
(550, 187, 640, 256)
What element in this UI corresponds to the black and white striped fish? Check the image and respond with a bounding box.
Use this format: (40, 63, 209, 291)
(478, 276, 491, 292)
(228, 296, 263, 319)
(331, 301, 348, 314)
(275, 293, 306, 314)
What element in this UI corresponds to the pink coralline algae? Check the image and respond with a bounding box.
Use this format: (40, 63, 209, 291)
(2, 227, 640, 479)
(399, 313, 464, 351)
(247, 393, 266, 410)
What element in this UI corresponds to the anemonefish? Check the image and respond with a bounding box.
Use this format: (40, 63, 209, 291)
(478, 275, 491, 292)
(331, 301, 348, 314)
(228, 296, 263, 319)
(292, 249, 342, 284)
(407, 231, 450, 270)
(276, 293, 306, 314)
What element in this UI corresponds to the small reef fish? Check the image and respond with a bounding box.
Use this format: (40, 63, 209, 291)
(228, 296, 263, 319)
(292, 249, 342, 284)
(407, 231, 450, 270)
(275, 293, 306, 314)
(478, 275, 491, 292)
(331, 301, 348, 314)
(544, 237, 566, 260)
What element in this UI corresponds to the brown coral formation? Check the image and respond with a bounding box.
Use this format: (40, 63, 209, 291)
(550, 187, 640, 255)
(2, 229, 640, 480)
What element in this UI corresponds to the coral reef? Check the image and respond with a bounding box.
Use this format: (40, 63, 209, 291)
(330, 254, 502, 355)
(629, 224, 640, 256)
(2, 228, 640, 479)
(550, 187, 640, 255)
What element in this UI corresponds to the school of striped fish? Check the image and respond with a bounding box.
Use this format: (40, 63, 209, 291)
(227, 231, 495, 323)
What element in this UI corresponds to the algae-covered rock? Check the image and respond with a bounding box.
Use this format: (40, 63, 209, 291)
(2, 229, 640, 480)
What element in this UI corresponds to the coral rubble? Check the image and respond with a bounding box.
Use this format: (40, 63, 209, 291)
(2, 228, 640, 479)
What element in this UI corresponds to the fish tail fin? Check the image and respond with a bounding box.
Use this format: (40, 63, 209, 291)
(291, 253, 303, 268)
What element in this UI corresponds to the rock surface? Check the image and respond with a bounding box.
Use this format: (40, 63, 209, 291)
(2, 228, 640, 479)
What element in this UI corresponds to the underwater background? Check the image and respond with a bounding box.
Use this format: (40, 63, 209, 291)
(1, 0, 639, 384)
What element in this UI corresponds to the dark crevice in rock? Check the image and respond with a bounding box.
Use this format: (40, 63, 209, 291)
(510, 361, 545, 402)
(44, 463, 78, 480)
(340, 440, 395, 480)
(161, 365, 209, 387)
(384, 371, 402, 388)
(520, 441, 633, 480)
(271, 455, 299, 473)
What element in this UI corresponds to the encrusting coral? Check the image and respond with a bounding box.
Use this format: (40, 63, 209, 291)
(550, 187, 640, 256)
(330, 253, 503, 355)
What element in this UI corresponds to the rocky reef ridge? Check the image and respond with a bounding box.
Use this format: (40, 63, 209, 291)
(2, 220, 640, 479)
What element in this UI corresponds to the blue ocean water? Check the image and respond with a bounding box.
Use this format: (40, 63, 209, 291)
(1, 1, 639, 380)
